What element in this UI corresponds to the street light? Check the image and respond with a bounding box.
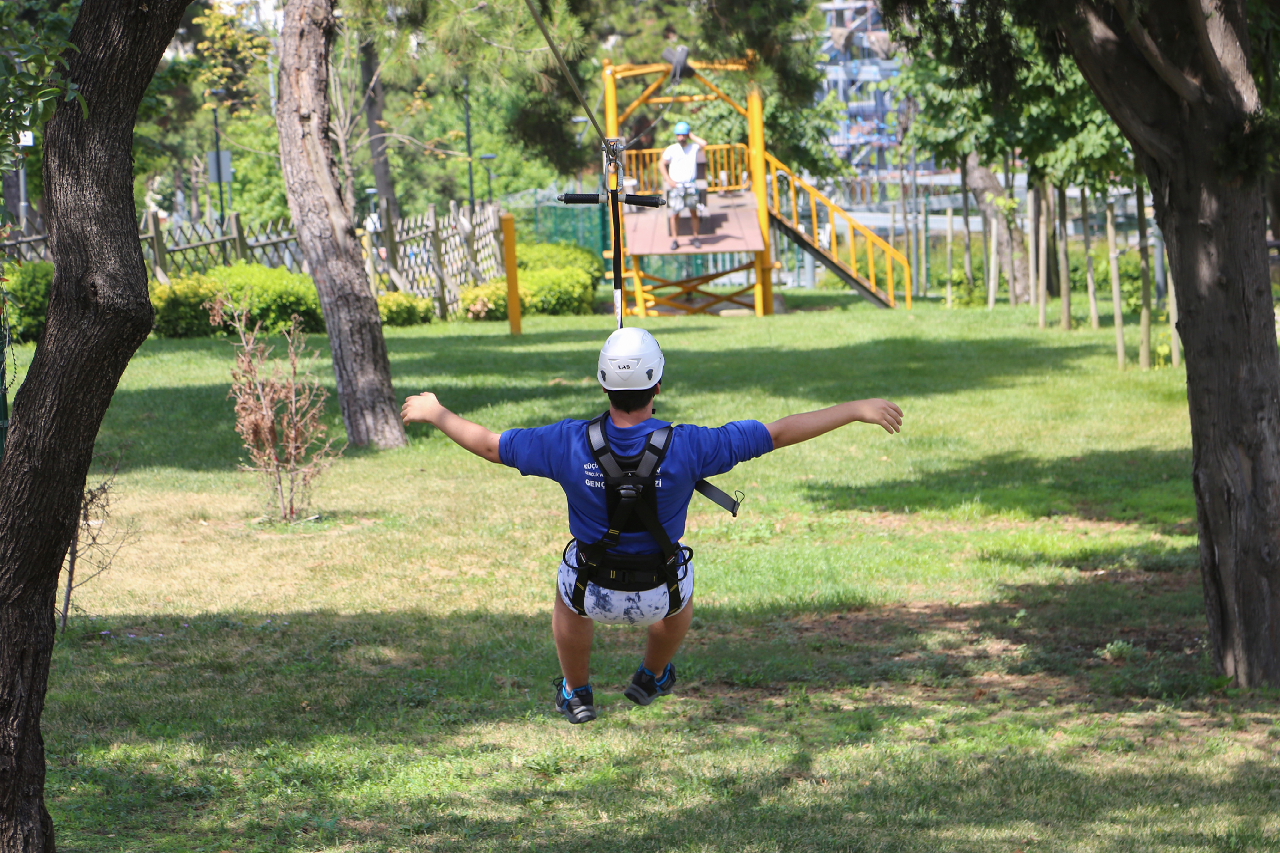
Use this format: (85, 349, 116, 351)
(479, 154, 497, 205)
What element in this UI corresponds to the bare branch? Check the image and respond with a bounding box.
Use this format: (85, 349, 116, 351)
(1109, 0, 1205, 104)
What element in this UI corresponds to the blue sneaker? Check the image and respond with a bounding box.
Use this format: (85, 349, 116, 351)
(554, 678, 597, 724)
(624, 663, 676, 706)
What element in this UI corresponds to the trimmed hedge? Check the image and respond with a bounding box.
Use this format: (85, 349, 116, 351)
(460, 266, 595, 321)
(152, 262, 325, 337)
(378, 291, 434, 326)
(516, 241, 603, 280)
(1, 260, 55, 343)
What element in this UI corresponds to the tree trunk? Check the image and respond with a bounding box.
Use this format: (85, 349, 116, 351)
(1083, 186, 1100, 330)
(965, 153, 1029, 303)
(0, 2, 190, 849)
(1, 172, 20, 226)
(359, 39, 400, 223)
(1066, 0, 1280, 684)
(277, 0, 407, 449)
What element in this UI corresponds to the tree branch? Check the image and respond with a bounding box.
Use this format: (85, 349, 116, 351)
(1186, 0, 1260, 112)
(1109, 0, 1205, 104)
(1067, 2, 1181, 164)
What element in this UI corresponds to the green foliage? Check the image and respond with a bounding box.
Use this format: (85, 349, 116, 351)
(516, 241, 603, 279)
(0, 1, 79, 177)
(521, 267, 595, 316)
(459, 280, 511, 321)
(153, 262, 325, 338)
(193, 6, 270, 114)
(897, 29, 1131, 188)
(377, 291, 434, 326)
(460, 264, 596, 321)
(151, 276, 222, 339)
(1, 260, 54, 343)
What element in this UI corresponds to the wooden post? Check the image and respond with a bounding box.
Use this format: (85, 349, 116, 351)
(1038, 183, 1048, 329)
(747, 85, 773, 316)
(146, 210, 169, 284)
(1057, 185, 1071, 330)
(500, 211, 521, 335)
(1169, 260, 1182, 367)
(1107, 199, 1125, 369)
(229, 211, 248, 262)
(427, 205, 451, 319)
(945, 206, 954, 308)
(1137, 181, 1152, 370)
(380, 197, 400, 291)
(986, 213, 999, 310)
(1026, 190, 1037, 310)
(1083, 187, 1100, 329)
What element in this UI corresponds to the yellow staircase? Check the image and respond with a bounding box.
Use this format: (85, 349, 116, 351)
(606, 58, 911, 313)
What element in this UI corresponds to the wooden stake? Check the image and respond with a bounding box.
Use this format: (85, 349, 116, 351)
(1083, 187, 1100, 329)
(946, 206, 954, 309)
(1137, 181, 1152, 370)
(1107, 199, 1125, 369)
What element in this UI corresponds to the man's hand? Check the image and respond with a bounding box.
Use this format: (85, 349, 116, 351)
(402, 392, 445, 425)
(850, 398, 903, 434)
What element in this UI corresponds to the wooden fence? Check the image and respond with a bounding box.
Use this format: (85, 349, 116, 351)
(1, 200, 506, 317)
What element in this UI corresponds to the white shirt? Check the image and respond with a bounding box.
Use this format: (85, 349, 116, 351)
(662, 142, 700, 184)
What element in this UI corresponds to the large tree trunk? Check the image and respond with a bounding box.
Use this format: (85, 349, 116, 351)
(1067, 1, 1280, 685)
(359, 39, 400, 223)
(0, 2, 191, 848)
(965, 153, 1029, 303)
(277, 0, 407, 449)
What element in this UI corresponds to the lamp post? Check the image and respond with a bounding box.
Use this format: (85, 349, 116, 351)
(479, 154, 497, 205)
(463, 77, 476, 217)
(209, 89, 227, 230)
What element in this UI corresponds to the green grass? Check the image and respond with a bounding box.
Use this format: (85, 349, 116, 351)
(23, 295, 1280, 851)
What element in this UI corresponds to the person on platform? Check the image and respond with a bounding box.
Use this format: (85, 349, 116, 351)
(400, 328, 904, 724)
(660, 121, 707, 251)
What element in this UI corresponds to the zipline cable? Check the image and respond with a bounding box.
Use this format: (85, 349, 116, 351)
(521, 0, 665, 329)
(519, 0, 606, 144)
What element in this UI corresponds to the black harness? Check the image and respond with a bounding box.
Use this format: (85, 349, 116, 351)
(567, 413, 743, 618)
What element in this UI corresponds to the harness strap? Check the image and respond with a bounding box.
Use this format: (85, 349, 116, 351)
(695, 480, 743, 517)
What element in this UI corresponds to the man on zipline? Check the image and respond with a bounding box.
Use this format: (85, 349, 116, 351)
(401, 328, 902, 723)
(660, 121, 708, 251)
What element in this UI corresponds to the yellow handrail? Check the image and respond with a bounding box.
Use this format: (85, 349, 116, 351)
(625, 144, 750, 195)
(763, 152, 911, 308)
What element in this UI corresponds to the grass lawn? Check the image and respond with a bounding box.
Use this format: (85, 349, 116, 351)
(24, 292, 1280, 851)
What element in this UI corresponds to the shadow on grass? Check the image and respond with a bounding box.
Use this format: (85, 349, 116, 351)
(804, 448, 1196, 529)
(45, 548, 1227, 851)
(105, 328, 1101, 472)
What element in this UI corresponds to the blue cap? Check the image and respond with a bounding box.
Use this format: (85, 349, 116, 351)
(674, 121, 691, 135)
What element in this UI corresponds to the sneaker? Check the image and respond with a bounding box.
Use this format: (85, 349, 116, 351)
(691, 237, 702, 249)
(554, 677, 597, 724)
(624, 663, 676, 706)
(670, 238, 680, 250)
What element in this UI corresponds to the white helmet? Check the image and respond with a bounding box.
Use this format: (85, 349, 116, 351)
(597, 327, 664, 390)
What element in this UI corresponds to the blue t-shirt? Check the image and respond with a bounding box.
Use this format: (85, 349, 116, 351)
(500, 416, 774, 555)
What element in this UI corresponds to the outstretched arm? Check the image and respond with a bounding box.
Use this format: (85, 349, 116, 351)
(401, 393, 502, 463)
(765, 399, 902, 449)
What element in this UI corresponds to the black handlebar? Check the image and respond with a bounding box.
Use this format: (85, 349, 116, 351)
(557, 193, 606, 205)
(556, 192, 666, 208)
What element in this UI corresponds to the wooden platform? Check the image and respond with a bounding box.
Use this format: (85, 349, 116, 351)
(625, 191, 765, 256)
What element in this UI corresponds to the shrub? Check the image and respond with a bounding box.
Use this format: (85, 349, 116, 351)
(152, 275, 223, 338)
(152, 262, 325, 337)
(460, 281, 512, 321)
(378, 291, 433, 326)
(517, 242, 603, 280)
(522, 267, 595, 316)
(2, 260, 55, 343)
